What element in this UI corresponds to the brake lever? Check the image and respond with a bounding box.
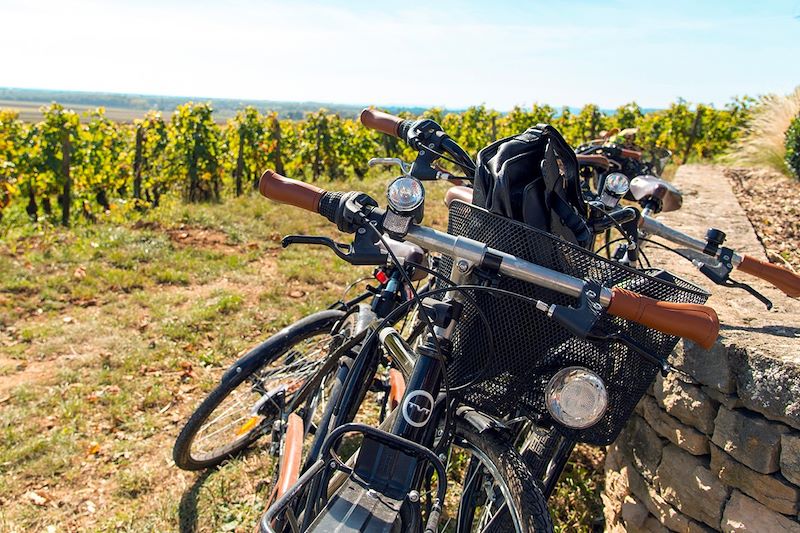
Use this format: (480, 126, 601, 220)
(724, 278, 773, 310)
(694, 256, 773, 309)
(282, 235, 348, 253)
(368, 157, 412, 175)
(587, 330, 674, 377)
(536, 283, 675, 377)
(281, 234, 387, 266)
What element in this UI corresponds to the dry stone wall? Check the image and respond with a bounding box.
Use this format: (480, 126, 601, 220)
(602, 166, 800, 533)
(603, 341, 800, 532)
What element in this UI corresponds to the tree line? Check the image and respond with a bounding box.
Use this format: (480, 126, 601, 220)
(0, 99, 752, 226)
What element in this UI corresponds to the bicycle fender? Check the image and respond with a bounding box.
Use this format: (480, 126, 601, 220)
(456, 406, 508, 434)
(220, 309, 345, 384)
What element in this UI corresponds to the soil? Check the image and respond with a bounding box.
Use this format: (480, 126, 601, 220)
(724, 167, 800, 271)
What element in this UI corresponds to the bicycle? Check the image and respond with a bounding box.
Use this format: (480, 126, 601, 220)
(253, 109, 721, 532)
(173, 248, 433, 504)
(444, 149, 799, 503)
(571, 146, 799, 307)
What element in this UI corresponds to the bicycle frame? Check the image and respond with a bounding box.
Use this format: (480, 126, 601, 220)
(267, 265, 473, 533)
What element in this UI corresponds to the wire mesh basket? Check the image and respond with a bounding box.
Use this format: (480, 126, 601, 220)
(439, 201, 709, 445)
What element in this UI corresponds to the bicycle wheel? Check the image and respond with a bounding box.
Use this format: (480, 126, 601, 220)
(452, 420, 553, 533)
(173, 309, 345, 471)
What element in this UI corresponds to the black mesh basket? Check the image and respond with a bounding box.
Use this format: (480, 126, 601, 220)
(439, 201, 709, 445)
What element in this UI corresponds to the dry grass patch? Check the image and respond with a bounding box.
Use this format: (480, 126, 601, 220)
(726, 86, 800, 174)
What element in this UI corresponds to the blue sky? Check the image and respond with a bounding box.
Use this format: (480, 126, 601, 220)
(1, 0, 798, 109)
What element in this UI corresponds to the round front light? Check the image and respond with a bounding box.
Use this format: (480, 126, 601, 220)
(545, 367, 608, 429)
(387, 176, 424, 213)
(604, 172, 630, 196)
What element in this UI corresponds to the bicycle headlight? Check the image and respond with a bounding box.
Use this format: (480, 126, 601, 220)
(600, 172, 630, 208)
(545, 367, 607, 429)
(387, 176, 424, 213)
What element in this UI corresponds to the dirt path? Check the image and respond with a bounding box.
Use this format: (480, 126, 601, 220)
(646, 164, 800, 360)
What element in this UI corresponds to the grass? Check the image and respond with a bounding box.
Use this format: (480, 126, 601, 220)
(0, 173, 603, 531)
(726, 86, 800, 175)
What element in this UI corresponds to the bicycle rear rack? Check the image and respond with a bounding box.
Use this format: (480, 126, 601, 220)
(260, 423, 447, 533)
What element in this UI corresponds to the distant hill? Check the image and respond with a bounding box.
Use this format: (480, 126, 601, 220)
(0, 87, 659, 124)
(0, 87, 431, 123)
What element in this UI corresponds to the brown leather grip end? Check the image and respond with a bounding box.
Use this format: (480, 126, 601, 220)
(576, 154, 611, 170)
(608, 288, 720, 349)
(258, 169, 325, 213)
(359, 108, 403, 138)
(620, 148, 642, 160)
(737, 255, 800, 297)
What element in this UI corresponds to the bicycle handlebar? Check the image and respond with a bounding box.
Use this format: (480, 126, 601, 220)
(576, 154, 611, 171)
(259, 169, 326, 213)
(359, 108, 406, 138)
(257, 169, 719, 349)
(737, 255, 800, 298)
(620, 148, 642, 160)
(640, 214, 800, 298)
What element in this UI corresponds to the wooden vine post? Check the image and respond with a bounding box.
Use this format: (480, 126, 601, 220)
(59, 129, 71, 226)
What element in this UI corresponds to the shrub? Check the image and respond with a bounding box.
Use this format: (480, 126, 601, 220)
(785, 114, 800, 179)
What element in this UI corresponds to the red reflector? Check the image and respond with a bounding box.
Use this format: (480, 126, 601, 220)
(375, 270, 389, 284)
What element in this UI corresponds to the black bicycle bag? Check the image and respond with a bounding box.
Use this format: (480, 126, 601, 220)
(472, 124, 591, 247)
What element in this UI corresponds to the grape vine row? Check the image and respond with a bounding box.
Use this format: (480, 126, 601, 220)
(0, 99, 752, 226)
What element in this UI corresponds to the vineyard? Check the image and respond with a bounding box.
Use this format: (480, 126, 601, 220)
(0, 99, 753, 227)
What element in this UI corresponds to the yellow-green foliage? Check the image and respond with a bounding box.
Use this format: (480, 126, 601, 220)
(0, 98, 754, 228)
(785, 114, 800, 179)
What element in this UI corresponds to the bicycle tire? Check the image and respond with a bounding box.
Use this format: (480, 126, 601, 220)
(173, 309, 345, 471)
(454, 419, 554, 533)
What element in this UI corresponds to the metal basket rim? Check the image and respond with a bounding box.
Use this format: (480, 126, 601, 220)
(448, 199, 710, 300)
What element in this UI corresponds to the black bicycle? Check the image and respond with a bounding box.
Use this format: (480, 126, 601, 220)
(572, 145, 799, 305)
(251, 109, 720, 532)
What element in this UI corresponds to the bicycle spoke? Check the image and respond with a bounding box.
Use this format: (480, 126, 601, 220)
(196, 414, 252, 445)
(188, 333, 336, 460)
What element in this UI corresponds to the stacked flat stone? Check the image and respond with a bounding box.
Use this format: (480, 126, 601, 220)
(601, 164, 800, 532)
(603, 340, 800, 532)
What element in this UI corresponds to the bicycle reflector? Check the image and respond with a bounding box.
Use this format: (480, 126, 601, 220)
(545, 367, 608, 429)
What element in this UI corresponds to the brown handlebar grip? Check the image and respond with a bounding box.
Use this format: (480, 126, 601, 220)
(359, 108, 403, 138)
(620, 148, 642, 160)
(258, 169, 326, 213)
(737, 255, 800, 298)
(607, 288, 719, 349)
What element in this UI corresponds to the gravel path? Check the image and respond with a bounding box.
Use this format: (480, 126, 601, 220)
(724, 166, 800, 271)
